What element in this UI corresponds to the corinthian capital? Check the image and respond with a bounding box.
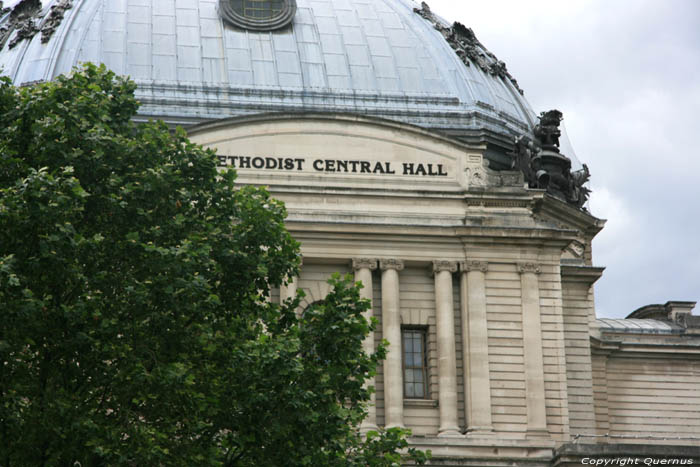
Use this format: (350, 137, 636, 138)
(460, 260, 488, 273)
(432, 260, 458, 274)
(352, 258, 378, 271)
(379, 259, 404, 271)
(517, 262, 541, 275)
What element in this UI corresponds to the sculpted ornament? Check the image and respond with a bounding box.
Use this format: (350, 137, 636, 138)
(432, 261, 458, 274)
(460, 261, 488, 273)
(517, 263, 541, 275)
(41, 0, 72, 43)
(508, 110, 592, 210)
(509, 135, 537, 188)
(413, 2, 524, 95)
(0, 0, 72, 50)
(533, 110, 563, 149)
(566, 241, 586, 259)
(352, 258, 378, 271)
(465, 166, 487, 188)
(379, 259, 404, 271)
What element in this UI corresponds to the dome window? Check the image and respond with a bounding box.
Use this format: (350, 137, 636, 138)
(219, 0, 297, 31)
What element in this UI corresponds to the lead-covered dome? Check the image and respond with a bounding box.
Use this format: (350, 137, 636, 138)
(0, 0, 536, 162)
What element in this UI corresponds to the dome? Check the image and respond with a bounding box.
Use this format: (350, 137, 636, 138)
(0, 0, 536, 160)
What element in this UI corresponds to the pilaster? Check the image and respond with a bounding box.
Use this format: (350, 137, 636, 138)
(380, 259, 405, 429)
(460, 260, 494, 436)
(518, 262, 549, 438)
(353, 258, 379, 433)
(432, 261, 461, 437)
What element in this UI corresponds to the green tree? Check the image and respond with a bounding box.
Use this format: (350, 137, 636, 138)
(0, 64, 429, 466)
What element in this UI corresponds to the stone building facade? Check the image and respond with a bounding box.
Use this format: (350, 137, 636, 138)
(2, 0, 698, 464)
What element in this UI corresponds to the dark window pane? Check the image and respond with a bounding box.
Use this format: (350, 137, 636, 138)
(402, 329, 427, 399)
(414, 382, 424, 398)
(405, 383, 415, 398)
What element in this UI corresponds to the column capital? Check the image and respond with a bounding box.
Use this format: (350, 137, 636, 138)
(380, 259, 404, 271)
(460, 260, 488, 273)
(517, 262, 541, 275)
(433, 260, 458, 274)
(352, 258, 378, 271)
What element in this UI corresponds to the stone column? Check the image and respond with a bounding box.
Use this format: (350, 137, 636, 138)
(518, 262, 549, 438)
(460, 260, 494, 435)
(353, 258, 379, 433)
(432, 261, 462, 437)
(380, 259, 404, 429)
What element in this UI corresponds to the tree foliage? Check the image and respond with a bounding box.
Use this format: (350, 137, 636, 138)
(0, 64, 428, 466)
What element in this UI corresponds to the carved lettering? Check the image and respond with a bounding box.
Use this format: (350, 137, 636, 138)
(216, 155, 448, 177)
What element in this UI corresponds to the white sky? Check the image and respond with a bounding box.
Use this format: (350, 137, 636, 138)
(423, 0, 700, 318)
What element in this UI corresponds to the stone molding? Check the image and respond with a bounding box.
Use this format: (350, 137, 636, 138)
(352, 258, 378, 271)
(517, 262, 541, 275)
(432, 260, 458, 274)
(380, 259, 404, 271)
(460, 260, 488, 273)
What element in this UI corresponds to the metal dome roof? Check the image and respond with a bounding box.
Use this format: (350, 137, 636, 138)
(0, 0, 536, 141)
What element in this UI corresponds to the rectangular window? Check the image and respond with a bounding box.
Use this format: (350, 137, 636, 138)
(403, 328, 428, 399)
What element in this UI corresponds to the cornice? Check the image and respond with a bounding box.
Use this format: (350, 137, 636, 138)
(560, 265, 605, 285)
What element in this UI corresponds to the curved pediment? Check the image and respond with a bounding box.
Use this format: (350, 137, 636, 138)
(188, 113, 499, 193)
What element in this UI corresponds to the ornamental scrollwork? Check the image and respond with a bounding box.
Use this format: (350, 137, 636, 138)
(352, 258, 378, 271)
(413, 2, 524, 95)
(432, 260, 458, 274)
(0, 0, 72, 50)
(460, 260, 488, 273)
(517, 262, 541, 275)
(379, 259, 404, 271)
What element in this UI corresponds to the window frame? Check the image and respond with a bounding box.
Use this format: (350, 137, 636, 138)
(401, 327, 429, 400)
(219, 0, 297, 31)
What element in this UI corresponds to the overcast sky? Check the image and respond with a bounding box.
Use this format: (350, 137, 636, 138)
(423, 0, 700, 319)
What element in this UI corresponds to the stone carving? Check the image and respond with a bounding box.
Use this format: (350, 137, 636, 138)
(517, 262, 541, 275)
(413, 2, 524, 95)
(0, 0, 41, 50)
(569, 164, 591, 209)
(508, 110, 592, 210)
(0, 0, 72, 50)
(465, 166, 487, 188)
(352, 258, 378, 271)
(460, 260, 488, 273)
(41, 0, 72, 43)
(379, 258, 404, 271)
(533, 110, 563, 149)
(509, 135, 537, 186)
(566, 240, 586, 259)
(432, 260, 458, 274)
